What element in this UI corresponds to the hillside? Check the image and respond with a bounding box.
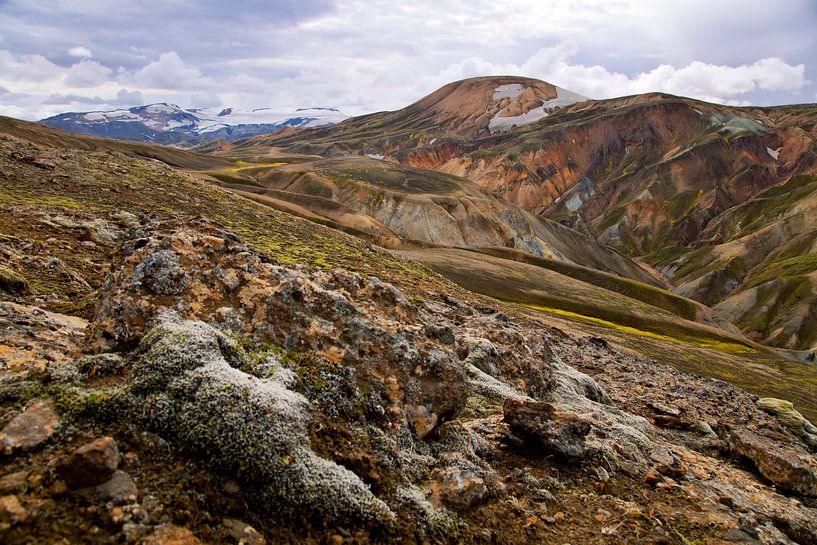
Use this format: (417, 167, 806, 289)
(2, 109, 817, 545)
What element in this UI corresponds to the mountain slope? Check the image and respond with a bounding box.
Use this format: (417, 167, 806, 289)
(252, 77, 817, 351)
(205, 155, 656, 282)
(239, 76, 587, 154)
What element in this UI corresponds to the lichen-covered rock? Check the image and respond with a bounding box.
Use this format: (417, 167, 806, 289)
(87, 229, 471, 437)
(729, 428, 817, 497)
(503, 397, 591, 458)
(757, 397, 817, 450)
(122, 313, 394, 526)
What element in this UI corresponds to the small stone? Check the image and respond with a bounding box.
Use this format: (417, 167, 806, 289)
(81, 470, 138, 505)
(644, 469, 662, 486)
(141, 525, 202, 545)
(431, 466, 489, 510)
(0, 401, 60, 454)
(122, 452, 141, 470)
(718, 495, 735, 508)
(110, 506, 125, 525)
(57, 436, 120, 488)
(0, 495, 28, 525)
(26, 474, 42, 489)
(48, 480, 69, 497)
(0, 472, 28, 494)
(223, 518, 266, 545)
(553, 511, 566, 521)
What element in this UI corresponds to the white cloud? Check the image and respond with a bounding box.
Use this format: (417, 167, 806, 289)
(0, 1, 814, 119)
(67, 46, 92, 58)
(435, 44, 809, 104)
(64, 59, 112, 87)
(126, 51, 213, 90)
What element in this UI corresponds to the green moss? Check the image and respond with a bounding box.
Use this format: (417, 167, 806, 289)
(645, 246, 693, 268)
(744, 254, 817, 289)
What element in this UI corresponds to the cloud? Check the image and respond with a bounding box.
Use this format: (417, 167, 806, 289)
(126, 52, 213, 90)
(437, 44, 809, 104)
(0, 1, 814, 119)
(67, 46, 92, 58)
(64, 59, 112, 87)
(42, 93, 106, 105)
(114, 88, 143, 106)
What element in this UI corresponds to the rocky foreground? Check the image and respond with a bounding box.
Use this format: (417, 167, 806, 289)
(2, 220, 817, 544)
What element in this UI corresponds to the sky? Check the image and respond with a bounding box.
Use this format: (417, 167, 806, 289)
(0, 0, 815, 120)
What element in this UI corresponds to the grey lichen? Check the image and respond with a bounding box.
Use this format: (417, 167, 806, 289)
(129, 249, 188, 295)
(124, 312, 395, 526)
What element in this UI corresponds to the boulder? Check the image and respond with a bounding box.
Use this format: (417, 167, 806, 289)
(729, 428, 817, 497)
(118, 313, 394, 526)
(757, 398, 817, 450)
(503, 397, 591, 458)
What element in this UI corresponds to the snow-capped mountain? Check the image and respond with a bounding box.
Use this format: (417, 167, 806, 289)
(40, 104, 347, 146)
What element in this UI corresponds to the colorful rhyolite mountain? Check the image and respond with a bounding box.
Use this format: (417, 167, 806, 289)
(246, 76, 817, 354)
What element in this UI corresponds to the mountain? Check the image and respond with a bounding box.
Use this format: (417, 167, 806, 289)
(255, 76, 817, 354)
(4, 113, 817, 545)
(39, 103, 347, 146)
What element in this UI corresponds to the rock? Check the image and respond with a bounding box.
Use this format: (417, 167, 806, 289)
(648, 402, 682, 417)
(0, 264, 29, 294)
(57, 436, 120, 488)
(0, 472, 27, 494)
(0, 495, 27, 525)
(113, 314, 395, 526)
(141, 525, 202, 545)
(223, 518, 266, 545)
(91, 470, 138, 505)
(129, 249, 188, 296)
(0, 401, 60, 454)
(729, 428, 817, 496)
(757, 398, 817, 449)
(431, 466, 489, 510)
(503, 397, 591, 458)
(462, 337, 499, 376)
(408, 405, 439, 439)
(644, 469, 663, 486)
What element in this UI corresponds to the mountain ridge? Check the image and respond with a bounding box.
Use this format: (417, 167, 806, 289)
(39, 103, 347, 146)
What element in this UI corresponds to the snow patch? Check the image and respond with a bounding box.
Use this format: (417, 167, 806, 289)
(766, 146, 781, 160)
(429, 138, 437, 145)
(488, 85, 588, 134)
(366, 154, 385, 160)
(145, 103, 181, 114)
(492, 84, 525, 101)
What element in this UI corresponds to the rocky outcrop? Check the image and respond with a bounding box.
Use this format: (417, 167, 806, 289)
(120, 313, 394, 525)
(729, 428, 817, 497)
